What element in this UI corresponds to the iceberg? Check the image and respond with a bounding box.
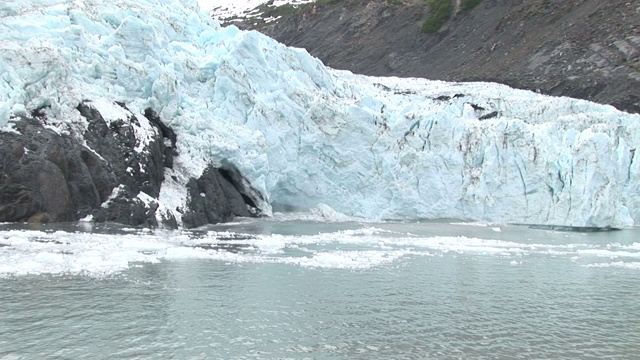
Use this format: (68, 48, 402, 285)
(1, 0, 639, 228)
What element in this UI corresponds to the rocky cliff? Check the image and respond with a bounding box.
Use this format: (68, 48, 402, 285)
(232, 0, 640, 114)
(0, 102, 261, 228)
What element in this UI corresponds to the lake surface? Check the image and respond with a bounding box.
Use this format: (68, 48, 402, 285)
(1, 216, 639, 359)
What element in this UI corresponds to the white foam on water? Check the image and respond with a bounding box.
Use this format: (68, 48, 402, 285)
(577, 249, 640, 258)
(1, 226, 639, 277)
(276, 250, 421, 270)
(449, 222, 491, 227)
(623, 242, 640, 250)
(268, 206, 381, 223)
(583, 262, 640, 270)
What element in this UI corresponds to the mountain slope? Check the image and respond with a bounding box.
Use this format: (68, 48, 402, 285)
(232, 0, 640, 114)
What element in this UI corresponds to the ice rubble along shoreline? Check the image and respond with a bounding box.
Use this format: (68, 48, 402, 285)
(1, 0, 639, 228)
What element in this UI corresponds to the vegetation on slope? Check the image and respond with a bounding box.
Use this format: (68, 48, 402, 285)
(421, 0, 453, 33)
(461, 0, 483, 11)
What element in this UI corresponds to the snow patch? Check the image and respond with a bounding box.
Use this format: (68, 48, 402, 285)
(87, 99, 156, 154)
(101, 185, 125, 208)
(203, 0, 316, 22)
(0, 121, 21, 134)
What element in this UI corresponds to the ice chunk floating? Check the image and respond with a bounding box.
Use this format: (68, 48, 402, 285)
(1, 0, 640, 227)
(2, 218, 640, 277)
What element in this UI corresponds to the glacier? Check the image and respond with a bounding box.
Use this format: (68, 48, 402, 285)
(1, 0, 640, 228)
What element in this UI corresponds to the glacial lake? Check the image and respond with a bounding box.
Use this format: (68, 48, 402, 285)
(1, 216, 639, 359)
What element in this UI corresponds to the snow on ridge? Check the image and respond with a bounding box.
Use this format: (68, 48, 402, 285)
(200, 0, 316, 22)
(1, 0, 640, 228)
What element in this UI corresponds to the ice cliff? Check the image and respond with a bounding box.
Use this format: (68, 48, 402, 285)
(1, 0, 639, 228)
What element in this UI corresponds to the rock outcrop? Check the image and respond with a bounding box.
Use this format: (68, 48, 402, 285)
(233, 0, 640, 114)
(0, 102, 261, 228)
(182, 164, 263, 228)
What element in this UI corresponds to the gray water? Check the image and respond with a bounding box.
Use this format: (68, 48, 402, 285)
(0, 219, 639, 359)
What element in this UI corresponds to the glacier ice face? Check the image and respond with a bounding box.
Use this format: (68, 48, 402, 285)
(1, 0, 639, 228)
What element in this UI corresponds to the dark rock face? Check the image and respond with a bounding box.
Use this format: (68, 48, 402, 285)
(0, 101, 262, 228)
(75, 101, 170, 227)
(0, 114, 111, 223)
(238, 0, 640, 114)
(182, 164, 262, 228)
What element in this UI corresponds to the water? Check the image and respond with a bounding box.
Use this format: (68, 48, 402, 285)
(1, 217, 639, 359)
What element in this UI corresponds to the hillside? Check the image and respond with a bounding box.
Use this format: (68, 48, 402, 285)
(227, 0, 640, 114)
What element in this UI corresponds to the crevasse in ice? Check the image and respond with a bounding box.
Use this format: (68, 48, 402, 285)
(1, 0, 639, 228)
